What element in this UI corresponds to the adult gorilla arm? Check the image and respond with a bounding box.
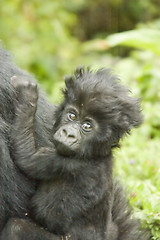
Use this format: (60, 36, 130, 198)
(0, 48, 55, 147)
(0, 48, 55, 233)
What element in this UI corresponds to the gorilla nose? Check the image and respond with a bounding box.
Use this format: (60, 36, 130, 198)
(61, 127, 76, 139)
(53, 124, 81, 148)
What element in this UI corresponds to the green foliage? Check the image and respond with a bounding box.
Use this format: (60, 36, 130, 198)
(103, 28, 160, 239)
(70, 0, 160, 40)
(0, 0, 81, 101)
(83, 28, 160, 55)
(114, 130, 160, 239)
(106, 29, 160, 55)
(83, 23, 160, 239)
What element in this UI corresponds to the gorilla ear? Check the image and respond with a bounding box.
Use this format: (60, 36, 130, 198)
(117, 95, 143, 134)
(110, 95, 143, 148)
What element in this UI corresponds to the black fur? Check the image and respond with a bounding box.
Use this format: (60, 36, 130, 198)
(0, 48, 57, 240)
(1, 67, 149, 240)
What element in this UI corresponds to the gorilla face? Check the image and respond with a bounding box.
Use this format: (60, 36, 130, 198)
(53, 105, 99, 157)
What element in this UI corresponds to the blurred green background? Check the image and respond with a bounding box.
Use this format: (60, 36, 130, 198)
(0, 0, 160, 239)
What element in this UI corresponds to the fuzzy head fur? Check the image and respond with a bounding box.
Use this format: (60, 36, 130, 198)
(54, 67, 143, 158)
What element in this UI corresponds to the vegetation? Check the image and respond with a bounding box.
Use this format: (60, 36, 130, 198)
(0, 0, 160, 239)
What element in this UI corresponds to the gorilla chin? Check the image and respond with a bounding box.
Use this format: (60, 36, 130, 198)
(53, 140, 77, 157)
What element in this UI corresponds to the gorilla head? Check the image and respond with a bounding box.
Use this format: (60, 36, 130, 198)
(53, 67, 143, 158)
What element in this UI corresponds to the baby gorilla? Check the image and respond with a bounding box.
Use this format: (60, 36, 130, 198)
(6, 68, 148, 240)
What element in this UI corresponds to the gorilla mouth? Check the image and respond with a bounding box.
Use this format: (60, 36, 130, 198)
(54, 140, 76, 157)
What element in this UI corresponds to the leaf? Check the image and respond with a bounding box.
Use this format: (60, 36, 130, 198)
(83, 29, 160, 55)
(106, 29, 160, 55)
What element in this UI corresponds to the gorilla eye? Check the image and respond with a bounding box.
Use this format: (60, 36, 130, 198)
(68, 112, 77, 121)
(82, 122, 92, 132)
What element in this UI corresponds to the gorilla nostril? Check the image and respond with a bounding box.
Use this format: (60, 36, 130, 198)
(61, 128, 75, 138)
(62, 128, 67, 136)
(68, 133, 76, 139)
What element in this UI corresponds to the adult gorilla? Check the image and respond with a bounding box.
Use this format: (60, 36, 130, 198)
(0, 48, 57, 239)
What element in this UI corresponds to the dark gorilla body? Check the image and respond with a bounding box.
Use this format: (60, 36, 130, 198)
(1, 66, 149, 239)
(0, 48, 58, 239)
